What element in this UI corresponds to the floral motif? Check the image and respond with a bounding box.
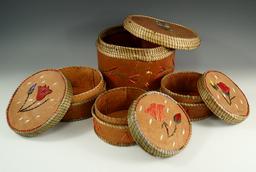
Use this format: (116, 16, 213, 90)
(174, 113, 182, 124)
(211, 81, 235, 105)
(102, 67, 142, 85)
(36, 85, 52, 101)
(145, 103, 182, 138)
(154, 65, 170, 81)
(18, 83, 52, 112)
(102, 67, 120, 83)
(217, 82, 230, 95)
(128, 74, 140, 84)
(28, 83, 37, 95)
(145, 103, 165, 122)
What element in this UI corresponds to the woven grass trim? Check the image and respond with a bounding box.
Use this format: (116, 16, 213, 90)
(123, 15, 200, 50)
(197, 76, 246, 124)
(97, 26, 173, 61)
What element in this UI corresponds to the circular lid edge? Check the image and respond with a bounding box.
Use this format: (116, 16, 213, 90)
(197, 70, 248, 124)
(123, 15, 201, 50)
(127, 91, 192, 158)
(6, 69, 73, 137)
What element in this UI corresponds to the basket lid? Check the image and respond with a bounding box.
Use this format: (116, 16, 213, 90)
(128, 91, 191, 158)
(123, 15, 200, 50)
(6, 69, 73, 137)
(197, 70, 249, 124)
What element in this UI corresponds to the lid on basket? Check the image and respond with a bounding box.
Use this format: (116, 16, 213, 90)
(128, 91, 191, 158)
(123, 15, 200, 50)
(197, 70, 249, 124)
(6, 69, 73, 137)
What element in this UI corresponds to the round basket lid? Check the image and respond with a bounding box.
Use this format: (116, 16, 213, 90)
(198, 71, 249, 124)
(123, 15, 201, 50)
(7, 69, 73, 137)
(128, 91, 191, 158)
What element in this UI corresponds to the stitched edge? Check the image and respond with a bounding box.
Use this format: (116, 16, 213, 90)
(127, 91, 192, 158)
(197, 74, 247, 124)
(123, 15, 200, 50)
(97, 25, 174, 61)
(7, 70, 73, 137)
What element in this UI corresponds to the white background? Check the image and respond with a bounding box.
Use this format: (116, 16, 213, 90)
(0, 1, 255, 172)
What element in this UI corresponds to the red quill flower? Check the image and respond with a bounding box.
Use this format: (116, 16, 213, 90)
(173, 113, 181, 124)
(36, 85, 52, 101)
(145, 103, 165, 122)
(217, 82, 230, 94)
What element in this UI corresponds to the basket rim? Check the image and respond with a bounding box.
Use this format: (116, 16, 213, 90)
(97, 25, 174, 61)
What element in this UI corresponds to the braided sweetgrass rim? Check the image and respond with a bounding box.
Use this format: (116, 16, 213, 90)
(6, 69, 73, 137)
(123, 15, 201, 50)
(197, 71, 249, 124)
(91, 105, 136, 146)
(160, 71, 203, 103)
(127, 91, 192, 158)
(94, 87, 146, 125)
(97, 25, 174, 61)
(179, 102, 212, 121)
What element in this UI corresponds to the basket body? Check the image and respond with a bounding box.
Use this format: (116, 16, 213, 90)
(97, 26, 175, 90)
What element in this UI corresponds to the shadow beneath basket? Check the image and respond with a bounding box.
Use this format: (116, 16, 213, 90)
(165, 116, 233, 165)
(85, 116, 237, 165)
(194, 115, 234, 128)
(29, 118, 93, 142)
(84, 135, 156, 163)
(84, 132, 209, 165)
(83, 119, 213, 165)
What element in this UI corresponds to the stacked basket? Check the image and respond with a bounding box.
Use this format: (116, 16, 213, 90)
(6, 15, 250, 159)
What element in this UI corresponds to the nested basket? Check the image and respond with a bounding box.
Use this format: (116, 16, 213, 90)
(97, 26, 175, 91)
(161, 72, 212, 121)
(92, 87, 146, 146)
(60, 66, 105, 121)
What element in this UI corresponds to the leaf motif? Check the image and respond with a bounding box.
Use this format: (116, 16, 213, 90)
(210, 82, 218, 90)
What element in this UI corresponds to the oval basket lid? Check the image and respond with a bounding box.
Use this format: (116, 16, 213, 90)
(123, 15, 201, 50)
(197, 70, 250, 124)
(128, 91, 192, 158)
(6, 69, 73, 137)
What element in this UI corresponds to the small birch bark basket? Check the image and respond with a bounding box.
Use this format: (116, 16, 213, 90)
(97, 26, 175, 91)
(161, 72, 212, 121)
(92, 87, 146, 146)
(60, 66, 106, 122)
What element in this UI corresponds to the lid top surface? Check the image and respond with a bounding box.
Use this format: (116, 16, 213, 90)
(7, 70, 69, 133)
(129, 92, 191, 156)
(131, 15, 197, 39)
(124, 15, 200, 50)
(204, 71, 249, 117)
